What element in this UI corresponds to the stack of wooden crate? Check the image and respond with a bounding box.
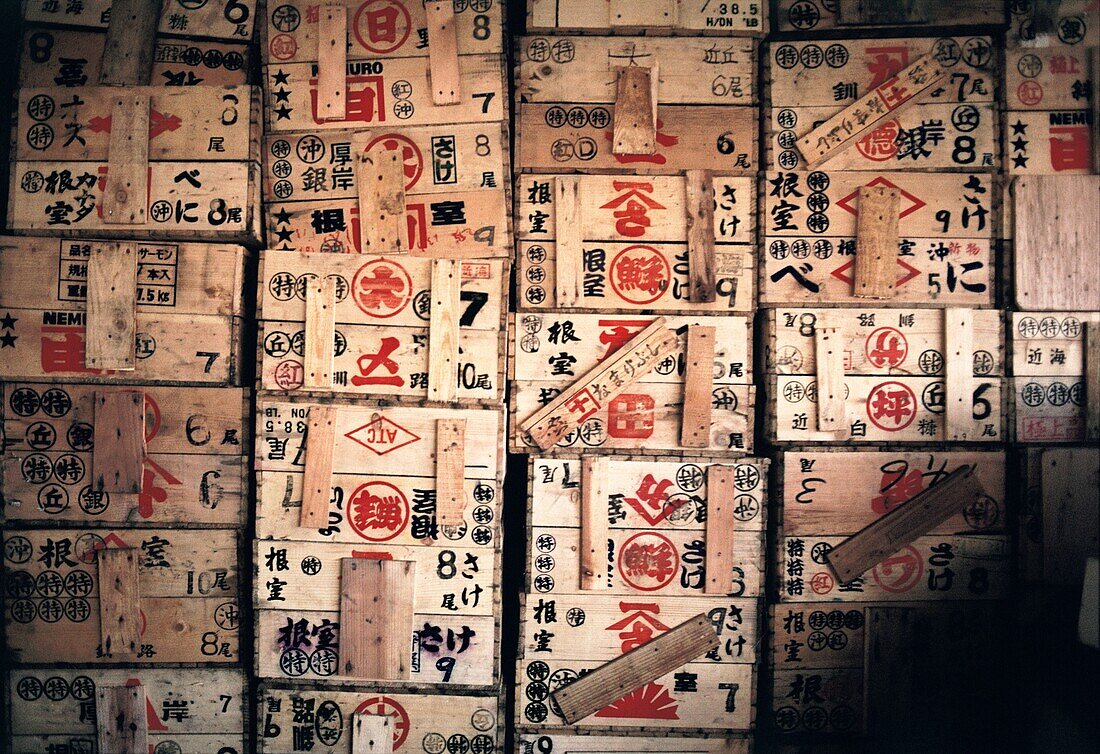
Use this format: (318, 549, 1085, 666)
(511, 2, 767, 751)
(251, 1, 511, 751)
(2, 0, 260, 749)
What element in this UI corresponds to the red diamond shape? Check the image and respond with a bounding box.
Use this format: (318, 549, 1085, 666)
(831, 258, 921, 287)
(835, 177, 926, 219)
(345, 416, 420, 455)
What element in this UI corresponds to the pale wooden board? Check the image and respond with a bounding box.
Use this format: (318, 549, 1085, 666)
(14, 86, 258, 161)
(1006, 45, 1096, 110)
(84, 242, 138, 369)
(1005, 110, 1095, 175)
(1007, 2, 1099, 45)
(770, 375, 1004, 443)
(515, 734, 750, 753)
(815, 327, 846, 432)
(611, 64, 658, 155)
(257, 686, 500, 753)
(352, 714, 392, 754)
(356, 144, 406, 251)
(301, 405, 336, 527)
(1012, 311, 1095, 376)
(434, 418, 466, 526)
(22, 0, 258, 41)
(773, 1, 1002, 31)
(101, 93, 150, 225)
(1018, 448, 1045, 585)
(91, 390, 145, 493)
(1041, 447, 1100, 585)
(96, 548, 142, 658)
(97, 0, 154, 86)
(777, 450, 1006, 536)
(426, 1, 461, 105)
(340, 558, 415, 680)
(527, 0, 767, 35)
(316, 1, 348, 122)
(681, 326, 716, 445)
(766, 308, 1003, 377)
(427, 260, 461, 401)
(515, 103, 757, 175)
(263, 57, 505, 133)
(1012, 375, 1089, 443)
(853, 185, 900, 299)
(303, 276, 337, 389)
(578, 455, 608, 590)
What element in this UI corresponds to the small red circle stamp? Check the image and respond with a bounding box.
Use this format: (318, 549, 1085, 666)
(865, 327, 908, 369)
(353, 0, 412, 55)
(810, 571, 834, 594)
(351, 259, 413, 318)
(866, 380, 918, 432)
(1017, 80, 1043, 107)
(274, 360, 304, 390)
(269, 33, 298, 61)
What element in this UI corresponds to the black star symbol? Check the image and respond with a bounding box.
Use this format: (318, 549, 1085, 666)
(0, 332, 16, 348)
(272, 207, 293, 225)
(1011, 137, 1029, 152)
(275, 227, 295, 244)
(1012, 155, 1030, 168)
(275, 105, 294, 121)
(274, 88, 291, 103)
(272, 69, 290, 86)
(1011, 120, 1028, 135)
(0, 313, 16, 330)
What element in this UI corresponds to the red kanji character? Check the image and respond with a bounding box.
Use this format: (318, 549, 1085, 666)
(350, 336, 405, 387)
(600, 181, 666, 237)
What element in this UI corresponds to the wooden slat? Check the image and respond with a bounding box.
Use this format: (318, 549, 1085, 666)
(945, 308, 973, 440)
(853, 186, 900, 300)
(96, 684, 147, 754)
(304, 276, 337, 390)
(426, 1, 461, 105)
(825, 465, 986, 583)
(300, 406, 336, 530)
(580, 456, 609, 591)
(339, 558, 415, 680)
(102, 94, 149, 225)
(428, 260, 460, 402)
(685, 170, 716, 304)
(1042, 448, 1100, 585)
(862, 607, 916, 736)
(837, 0, 928, 24)
(97, 549, 141, 659)
(1092, 47, 1100, 175)
(705, 465, 737, 595)
(352, 714, 393, 754)
(92, 391, 145, 494)
(435, 418, 466, 528)
(98, 0, 157, 85)
(612, 65, 658, 155)
(1089, 319, 1100, 442)
(815, 326, 846, 433)
(316, 2, 347, 121)
(357, 145, 407, 253)
(680, 325, 715, 448)
(550, 613, 719, 724)
(609, 0, 678, 27)
(85, 242, 138, 370)
(554, 176, 583, 307)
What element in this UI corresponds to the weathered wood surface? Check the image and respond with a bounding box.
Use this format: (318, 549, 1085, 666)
(516, 36, 756, 105)
(770, 666, 862, 735)
(21, 0, 258, 41)
(3, 528, 240, 663)
(1006, 45, 1095, 111)
(257, 686, 500, 753)
(1012, 376, 1089, 442)
(852, 185, 900, 299)
(1005, 110, 1095, 175)
(515, 733, 750, 752)
(766, 308, 1003, 376)
(1041, 448, 1100, 585)
(527, 0, 766, 35)
(1007, 1, 1099, 45)
(773, 1, 1003, 31)
(339, 558, 415, 680)
(1012, 311, 1096, 376)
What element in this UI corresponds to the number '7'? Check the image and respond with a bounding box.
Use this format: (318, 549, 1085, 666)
(472, 92, 495, 114)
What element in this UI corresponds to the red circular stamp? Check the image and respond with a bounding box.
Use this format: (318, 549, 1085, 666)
(274, 360, 304, 390)
(810, 571, 834, 594)
(864, 327, 908, 369)
(348, 481, 410, 542)
(269, 33, 298, 61)
(354, 696, 410, 749)
(866, 380, 917, 432)
(871, 545, 924, 593)
(353, 0, 412, 55)
(856, 119, 900, 161)
(351, 259, 413, 318)
(365, 133, 424, 190)
(609, 245, 670, 305)
(1017, 80, 1043, 107)
(617, 531, 679, 591)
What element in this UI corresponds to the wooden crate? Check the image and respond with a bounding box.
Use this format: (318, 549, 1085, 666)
(510, 316, 755, 454)
(3, 527, 241, 663)
(772, 0, 1003, 31)
(8, 86, 263, 242)
(21, 0, 258, 41)
(6, 668, 248, 753)
(256, 252, 508, 402)
(526, 0, 766, 35)
(1005, 109, 1094, 175)
(1006, 45, 1094, 112)
(0, 237, 248, 385)
(1007, 1, 1099, 45)
(19, 26, 252, 89)
(2, 382, 248, 527)
(759, 171, 996, 308)
(516, 734, 751, 753)
(258, 685, 501, 753)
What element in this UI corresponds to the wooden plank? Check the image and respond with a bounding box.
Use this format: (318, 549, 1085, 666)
(315, 1, 347, 122)
(95, 684, 147, 754)
(339, 559, 416, 680)
(84, 242, 138, 370)
(680, 325, 716, 447)
(704, 465, 737, 594)
(815, 326, 847, 434)
(837, 0, 927, 24)
(579, 456, 609, 591)
(91, 390, 145, 494)
(352, 714, 393, 754)
(1088, 319, 1100, 441)
(303, 275, 336, 390)
(609, 0, 678, 28)
(96, 548, 141, 659)
(1004, 110, 1094, 176)
(1092, 47, 1100, 174)
(101, 93, 149, 226)
(1005, 46, 1094, 111)
(553, 176, 583, 307)
(862, 607, 916, 736)
(797, 55, 949, 168)
(825, 465, 986, 583)
(853, 186, 900, 299)
(357, 145, 408, 253)
(426, 1, 461, 105)
(300, 405, 336, 530)
(97, 0, 156, 86)
(23, 0, 258, 41)
(686, 169, 717, 303)
(612, 65, 658, 155)
(550, 613, 719, 724)
(516, 735, 747, 753)
(528, 0, 765, 34)
(428, 259, 461, 402)
(1014, 176, 1100, 309)
(945, 308, 974, 440)
(1042, 448, 1100, 585)
(775, 1, 1002, 32)
(435, 418, 466, 528)
(518, 318, 680, 450)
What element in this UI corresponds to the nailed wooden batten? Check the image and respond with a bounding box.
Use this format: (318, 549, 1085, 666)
(1088, 318, 1100, 442)
(92, 390, 146, 494)
(357, 145, 407, 253)
(316, 2, 348, 121)
(612, 64, 659, 155)
(102, 94, 150, 225)
(554, 176, 583, 307)
(815, 325, 847, 435)
(680, 325, 716, 447)
(85, 242, 138, 370)
(96, 684, 148, 754)
(98, 0, 157, 85)
(426, 2, 461, 105)
(300, 406, 336, 529)
(579, 456, 609, 591)
(304, 276, 337, 389)
(428, 260, 461, 402)
(97, 549, 141, 659)
(685, 170, 717, 303)
(853, 185, 900, 299)
(339, 558, 415, 680)
(705, 465, 737, 595)
(435, 418, 467, 528)
(352, 714, 394, 753)
(944, 308, 974, 440)
(609, 0, 678, 28)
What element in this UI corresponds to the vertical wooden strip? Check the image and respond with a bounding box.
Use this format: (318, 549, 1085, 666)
(304, 276, 337, 389)
(435, 418, 466, 528)
(428, 260, 460, 402)
(85, 242, 138, 370)
(944, 308, 973, 440)
(1091, 47, 1100, 176)
(686, 170, 717, 303)
(357, 145, 406, 253)
(97, 549, 141, 659)
(301, 406, 336, 529)
(815, 326, 846, 432)
(680, 325, 716, 447)
(352, 714, 393, 754)
(316, 2, 347, 121)
(863, 606, 916, 736)
(96, 684, 147, 754)
(102, 94, 149, 225)
(92, 391, 145, 494)
(705, 465, 736, 595)
(837, 0, 928, 24)
(426, 2, 461, 105)
(580, 456, 609, 591)
(1086, 318, 1100, 442)
(98, 0, 157, 85)
(853, 186, 900, 299)
(1042, 448, 1100, 585)
(612, 64, 658, 155)
(340, 559, 416, 680)
(554, 176, 583, 307)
